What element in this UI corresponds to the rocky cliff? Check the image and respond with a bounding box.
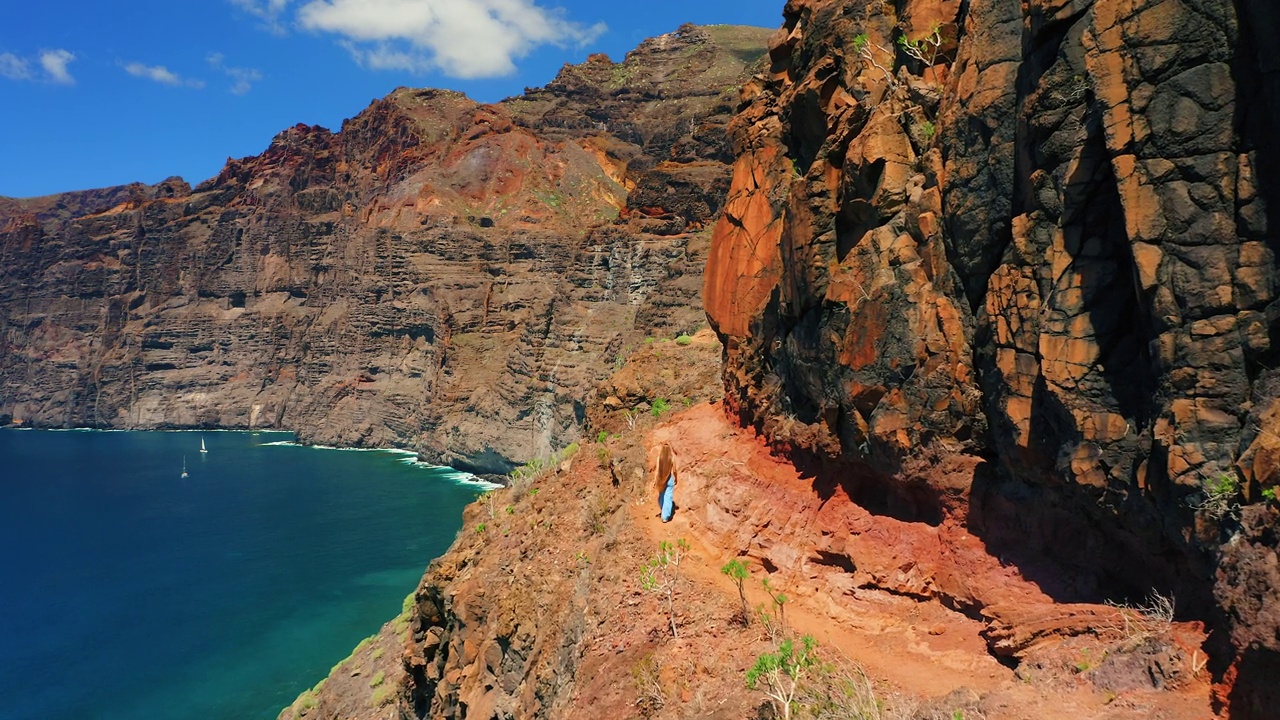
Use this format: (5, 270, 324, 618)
(703, 0, 1280, 714)
(294, 334, 1220, 720)
(0, 24, 770, 473)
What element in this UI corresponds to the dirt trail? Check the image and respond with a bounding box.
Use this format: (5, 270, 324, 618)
(631, 403, 1216, 719)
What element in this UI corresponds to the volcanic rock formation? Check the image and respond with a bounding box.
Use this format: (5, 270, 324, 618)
(703, 0, 1280, 712)
(0, 24, 770, 474)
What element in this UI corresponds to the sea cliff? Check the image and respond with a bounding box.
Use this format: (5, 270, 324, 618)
(0, 24, 770, 474)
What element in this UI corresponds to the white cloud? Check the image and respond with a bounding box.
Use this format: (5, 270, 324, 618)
(207, 52, 263, 94)
(123, 61, 206, 88)
(295, 0, 605, 78)
(39, 49, 76, 85)
(0, 53, 32, 80)
(230, 0, 292, 35)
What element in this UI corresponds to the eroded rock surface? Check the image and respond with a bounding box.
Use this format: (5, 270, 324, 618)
(703, 0, 1280, 711)
(0, 24, 770, 473)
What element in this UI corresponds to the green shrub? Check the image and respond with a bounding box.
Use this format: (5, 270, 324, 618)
(675, 334, 692, 346)
(746, 636, 818, 720)
(650, 398, 670, 418)
(721, 559, 751, 625)
(642, 539, 690, 637)
(369, 671, 385, 688)
(596, 430, 609, 443)
(920, 119, 936, 143)
(1194, 473, 1241, 520)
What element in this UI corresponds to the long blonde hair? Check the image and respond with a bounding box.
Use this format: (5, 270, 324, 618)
(654, 443, 678, 494)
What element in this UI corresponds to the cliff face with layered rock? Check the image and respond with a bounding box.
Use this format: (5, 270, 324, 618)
(0, 24, 769, 473)
(704, 0, 1280, 713)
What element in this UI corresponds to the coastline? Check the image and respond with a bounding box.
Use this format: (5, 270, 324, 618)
(1, 423, 504, 488)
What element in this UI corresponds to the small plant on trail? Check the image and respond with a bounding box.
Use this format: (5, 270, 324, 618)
(624, 408, 640, 431)
(651, 398, 670, 418)
(642, 538, 690, 638)
(632, 654, 667, 713)
(1104, 591, 1176, 647)
(721, 558, 752, 626)
(475, 522, 487, 534)
(761, 577, 789, 640)
(1263, 486, 1278, 503)
(746, 635, 819, 720)
(597, 445, 611, 468)
(597, 430, 610, 444)
(675, 333, 693, 346)
(795, 652, 891, 720)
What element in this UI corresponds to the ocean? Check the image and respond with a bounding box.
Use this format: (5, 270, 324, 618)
(0, 429, 485, 720)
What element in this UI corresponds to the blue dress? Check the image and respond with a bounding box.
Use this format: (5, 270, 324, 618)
(659, 475, 676, 522)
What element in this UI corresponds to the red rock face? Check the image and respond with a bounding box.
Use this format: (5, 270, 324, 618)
(704, 0, 1280, 710)
(0, 25, 771, 474)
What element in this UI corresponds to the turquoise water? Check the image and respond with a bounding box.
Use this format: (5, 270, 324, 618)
(0, 429, 484, 720)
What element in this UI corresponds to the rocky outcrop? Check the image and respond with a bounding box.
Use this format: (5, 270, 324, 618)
(703, 0, 1280, 712)
(0, 24, 770, 473)
(389, 369, 1217, 719)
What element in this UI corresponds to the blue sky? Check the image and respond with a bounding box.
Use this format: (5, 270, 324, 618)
(0, 0, 781, 198)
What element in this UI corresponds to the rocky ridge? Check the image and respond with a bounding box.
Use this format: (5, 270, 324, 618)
(0, 24, 770, 474)
(702, 0, 1280, 714)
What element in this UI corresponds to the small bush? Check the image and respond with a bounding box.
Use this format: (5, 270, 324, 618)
(642, 539, 690, 637)
(747, 636, 818, 720)
(722, 559, 751, 625)
(650, 398, 670, 418)
(1263, 487, 1277, 503)
(675, 334, 693, 346)
(596, 430, 609, 443)
(632, 654, 666, 713)
(1192, 473, 1240, 520)
(369, 671, 385, 688)
(920, 119, 936, 143)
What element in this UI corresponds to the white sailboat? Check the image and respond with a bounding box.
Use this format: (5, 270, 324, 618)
(181, 456, 188, 478)
(200, 436, 208, 454)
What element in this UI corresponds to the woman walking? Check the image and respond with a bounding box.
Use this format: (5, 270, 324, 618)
(655, 443, 678, 522)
